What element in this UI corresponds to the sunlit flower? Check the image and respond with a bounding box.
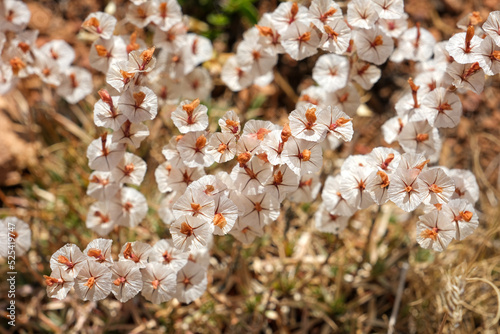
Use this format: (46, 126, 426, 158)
(416, 210, 455, 252)
(110, 260, 143, 303)
(172, 99, 209, 133)
(149, 239, 189, 272)
(81, 12, 117, 40)
(170, 215, 213, 251)
(0, 217, 31, 257)
(315, 204, 350, 234)
(44, 267, 74, 300)
(140, 262, 177, 304)
(74, 260, 112, 301)
(419, 168, 455, 205)
(441, 199, 479, 241)
(50, 244, 87, 278)
(118, 241, 152, 268)
(84, 238, 114, 267)
(109, 187, 148, 228)
(174, 261, 207, 304)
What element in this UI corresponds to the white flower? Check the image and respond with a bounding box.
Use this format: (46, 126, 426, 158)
(89, 36, 127, 73)
(391, 25, 435, 63)
(186, 33, 213, 65)
(207, 132, 237, 164)
(212, 195, 238, 235)
(219, 110, 241, 135)
(174, 262, 207, 304)
(172, 188, 215, 223)
(281, 21, 320, 61)
(81, 12, 117, 40)
(106, 60, 135, 93)
(441, 199, 479, 241)
(161, 163, 205, 193)
(230, 157, 273, 195)
(0, 217, 30, 257)
(181, 67, 213, 101)
(350, 61, 381, 90)
(475, 35, 500, 76)
(229, 217, 265, 244)
(177, 131, 214, 168)
(289, 104, 328, 142)
(312, 54, 349, 92)
(365, 169, 391, 205)
(382, 115, 407, 144)
(74, 261, 112, 301)
(149, 239, 189, 272)
(118, 86, 158, 123)
(271, 2, 310, 34)
(444, 61, 485, 94)
(112, 121, 150, 148)
(447, 169, 479, 204)
(84, 239, 114, 267)
(315, 204, 350, 234)
(221, 56, 253, 92)
(242, 120, 277, 141)
(316, 105, 353, 142)
(126, 1, 155, 28)
(420, 87, 462, 128)
(172, 99, 209, 133)
(353, 27, 394, 65)
(87, 171, 120, 202)
(50, 244, 87, 278)
(187, 174, 228, 198)
(44, 267, 74, 300)
(416, 210, 456, 252)
(319, 18, 352, 54)
(119, 241, 152, 268)
(128, 47, 157, 74)
(388, 168, 425, 212)
(326, 84, 360, 116)
(110, 260, 143, 303)
(255, 14, 285, 56)
(236, 30, 278, 78)
(347, 0, 378, 29)
(396, 152, 430, 172)
(150, 0, 183, 31)
(482, 11, 500, 46)
(398, 120, 440, 157)
(287, 173, 322, 203)
(0, 0, 31, 32)
(264, 164, 300, 202)
(140, 262, 177, 304)
(111, 153, 147, 186)
(230, 191, 280, 228)
(366, 147, 401, 173)
(378, 14, 408, 38)
(109, 187, 148, 228)
(32, 49, 61, 86)
(309, 0, 342, 32)
(158, 192, 180, 226)
(86, 201, 116, 236)
(445, 26, 482, 65)
(170, 215, 213, 251)
(339, 165, 377, 210)
(419, 168, 455, 205)
(282, 137, 323, 175)
(56, 67, 93, 104)
(93, 91, 128, 130)
(371, 0, 404, 19)
(321, 175, 357, 216)
(40, 40, 75, 70)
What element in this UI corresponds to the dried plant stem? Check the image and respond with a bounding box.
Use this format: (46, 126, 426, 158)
(273, 69, 298, 104)
(436, 313, 448, 334)
(466, 277, 500, 328)
(387, 262, 409, 334)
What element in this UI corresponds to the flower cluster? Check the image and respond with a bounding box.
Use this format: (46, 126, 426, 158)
(42, 0, 497, 306)
(318, 149, 479, 251)
(0, 0, 93, 103)
(156, 100, 353, 247)
(44, 239, 208, 304)
(84, 1, 214, 235)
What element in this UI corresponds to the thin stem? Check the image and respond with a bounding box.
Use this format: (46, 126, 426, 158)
(387, 262, 409, 334)
(436, 313, 448, 334)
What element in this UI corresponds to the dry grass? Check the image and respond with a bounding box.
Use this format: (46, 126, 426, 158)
(1, 0, 500, 333)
